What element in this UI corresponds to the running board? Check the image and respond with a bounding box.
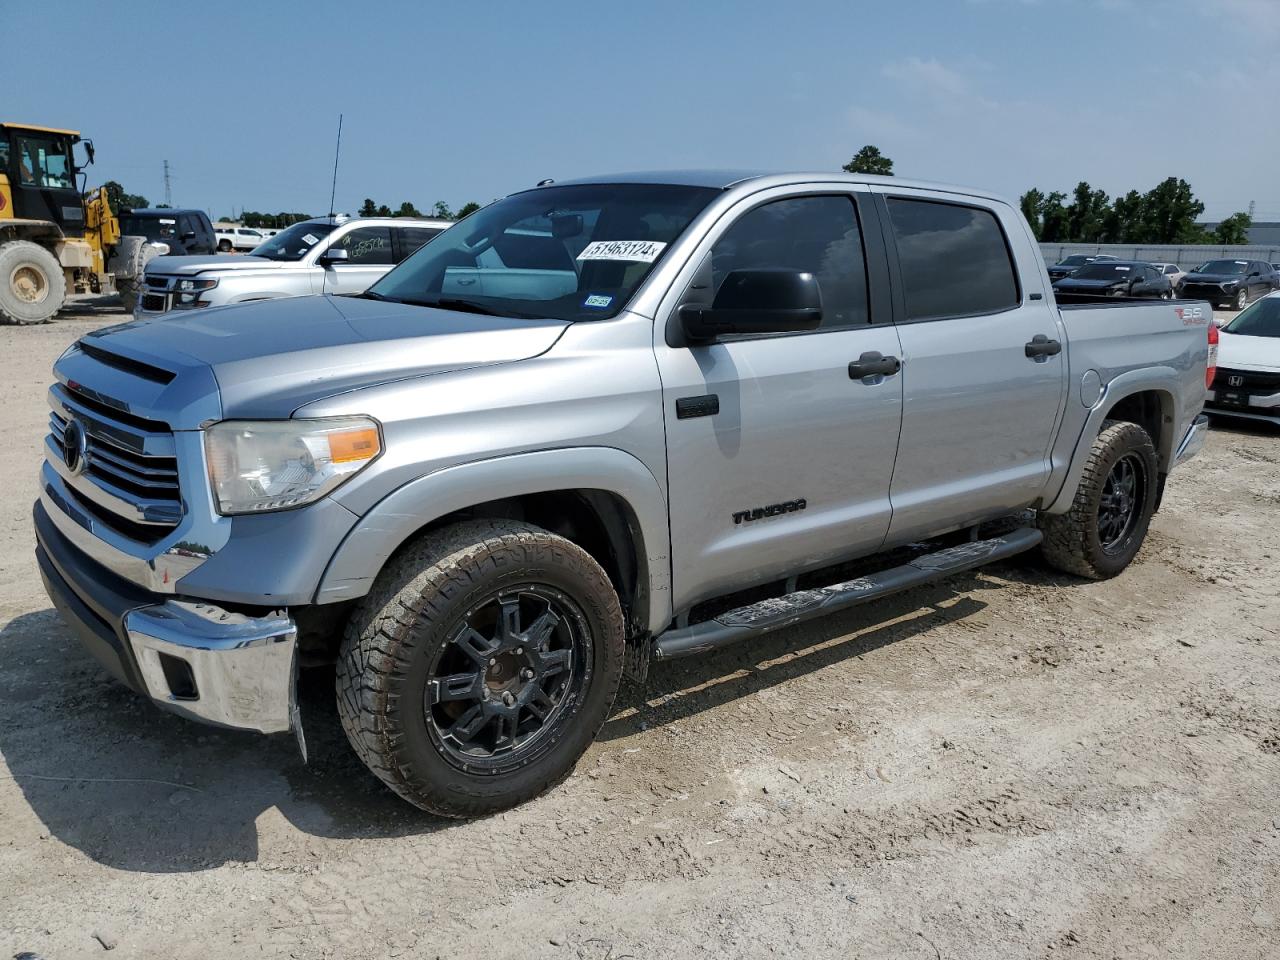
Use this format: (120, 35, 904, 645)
(652, 527, 1043, 660)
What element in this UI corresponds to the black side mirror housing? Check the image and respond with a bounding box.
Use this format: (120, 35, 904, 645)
(679, 269, 822, 342)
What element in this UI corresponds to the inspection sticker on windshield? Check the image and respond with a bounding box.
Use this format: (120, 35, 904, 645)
(302, 233, 320, 245)
(577, 240, 667, 263)
(583, 294, 613, 309)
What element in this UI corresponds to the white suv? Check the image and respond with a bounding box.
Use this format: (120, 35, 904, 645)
(137, 216, 451, 317)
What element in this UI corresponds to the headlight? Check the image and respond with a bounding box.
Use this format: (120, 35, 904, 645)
(205, 417, 382, 515)
(177, 278, 218, 292)
(1221, 280, 1238, 289)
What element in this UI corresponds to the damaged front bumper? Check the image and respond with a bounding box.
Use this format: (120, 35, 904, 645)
(34, 499, 302, 747)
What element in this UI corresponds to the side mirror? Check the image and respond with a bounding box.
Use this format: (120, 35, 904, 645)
(318, 247, 349, 266)
(180, 231, 196, 241)
(550, 213, 583, 239)
(679, 269, 822, 342)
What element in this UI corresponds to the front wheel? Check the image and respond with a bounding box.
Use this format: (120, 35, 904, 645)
(336, 519, 625, 817)
(1040, 420, 1159, 579)
(217, 239, 232, 252)
(1235, 289, 1248, 310)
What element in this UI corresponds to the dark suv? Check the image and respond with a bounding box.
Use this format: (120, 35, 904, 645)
(1180, 259, 1278, 311)
(118, 208, 217, 256)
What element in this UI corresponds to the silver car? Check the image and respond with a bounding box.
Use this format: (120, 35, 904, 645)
(1150, 262, 1186, 295)
(135, 215, 451, 317)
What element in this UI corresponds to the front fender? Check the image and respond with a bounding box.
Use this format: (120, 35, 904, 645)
(315, 446, 672, 632)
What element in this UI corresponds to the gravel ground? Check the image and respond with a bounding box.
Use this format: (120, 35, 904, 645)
(1, 301, 1278, 960)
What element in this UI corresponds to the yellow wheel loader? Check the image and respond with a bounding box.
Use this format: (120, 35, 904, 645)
(0, 122, 155, 324)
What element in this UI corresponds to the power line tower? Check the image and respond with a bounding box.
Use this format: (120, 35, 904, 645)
(163, 160, 172, 207)
(1248, 199, 1256, 219)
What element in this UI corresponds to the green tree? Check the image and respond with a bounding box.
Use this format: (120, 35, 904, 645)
(1065, 181, 1110, 243)
(101, 180, 149, 210)
(842, 145, 894, 176)
(1140, 177, 1205, 243)
(1039, 191, 1070, 243)
(375, 204, 392, 217)
(455, 201, 481, 219)
(1019, 188, 1046, 239)
(395, 200, 422, 217)
(1212, 211, 1252, 245)
(359, 198, 378, 217)
(431, 200, 454, 219)
(1101, 190, 1146, 243)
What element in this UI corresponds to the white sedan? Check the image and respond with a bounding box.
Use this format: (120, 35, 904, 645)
(1206, 290, 1280, 426)
(1150, 262, 1186, 295)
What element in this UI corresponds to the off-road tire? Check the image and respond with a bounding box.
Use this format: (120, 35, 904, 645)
(0, 240, 66, 325)
(1040, 419, 1158, 579)
(336, 519, 625, 817)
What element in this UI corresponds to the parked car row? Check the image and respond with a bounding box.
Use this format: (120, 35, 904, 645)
(1046, 254, 1280, 308)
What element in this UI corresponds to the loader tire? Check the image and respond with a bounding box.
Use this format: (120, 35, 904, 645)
(0, 240, 66, 325)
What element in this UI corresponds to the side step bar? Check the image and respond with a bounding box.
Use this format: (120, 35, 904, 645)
(652, 526, 1043, 660)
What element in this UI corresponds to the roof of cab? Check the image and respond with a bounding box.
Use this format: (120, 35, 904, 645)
(2, 122, 81, 137)
(531, 169, 1012, 205)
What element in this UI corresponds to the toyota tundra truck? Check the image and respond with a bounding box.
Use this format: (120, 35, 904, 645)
(34, 171, 1213, 817)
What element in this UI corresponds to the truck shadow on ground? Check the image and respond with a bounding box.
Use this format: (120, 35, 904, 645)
(0, 558, 1072, 874)
(600, 558, 1068, 741)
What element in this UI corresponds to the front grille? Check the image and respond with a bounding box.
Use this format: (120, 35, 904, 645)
(141, 293, 168, 312)
(47, 382, 183, 544)
(147, 276, 170, 290)
(1214, 367, 1280, 392)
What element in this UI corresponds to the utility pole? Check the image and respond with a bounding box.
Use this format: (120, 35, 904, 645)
(163, 160, 172, 207)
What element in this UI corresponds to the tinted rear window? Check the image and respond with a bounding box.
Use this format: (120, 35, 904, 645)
(886, 198, 1019, 321)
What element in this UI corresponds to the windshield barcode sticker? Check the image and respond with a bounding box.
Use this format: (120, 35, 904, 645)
(577, 240, 667, 263)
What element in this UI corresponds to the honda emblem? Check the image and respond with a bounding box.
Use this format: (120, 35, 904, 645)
(1228, 375, 1244, 387)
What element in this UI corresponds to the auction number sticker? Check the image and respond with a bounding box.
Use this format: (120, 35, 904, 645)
(577, 240, 667, 263)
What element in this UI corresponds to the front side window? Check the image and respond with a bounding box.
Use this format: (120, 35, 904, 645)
(15, 136, 74, 189)
(329, 226, 394, 265)
(707, 195, 869, 329)
(370, 183, 718, 321)
(250, 221, 336, 261)
(887, 198, 1019, 321)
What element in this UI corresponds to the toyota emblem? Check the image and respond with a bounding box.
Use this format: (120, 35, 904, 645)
(1228, 375, 1244, 387)
(61, 418, 88, 475)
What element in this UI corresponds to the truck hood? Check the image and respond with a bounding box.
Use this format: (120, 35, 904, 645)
(78, 294, 570, 422)
(1183, 272, 1242, 284)
(147, 254, 280, 276)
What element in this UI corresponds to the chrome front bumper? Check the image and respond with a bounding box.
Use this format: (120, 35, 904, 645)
(125, 601, 298, 735)
(1175, 413, 1210, 465)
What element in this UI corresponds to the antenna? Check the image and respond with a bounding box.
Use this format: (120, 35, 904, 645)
(327, 114, 343, 219)
(163, 159, 172, 207)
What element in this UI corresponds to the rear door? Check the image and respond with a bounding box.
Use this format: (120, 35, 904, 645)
(653, 185, 904, 612)
(871, 189, 1067, 544)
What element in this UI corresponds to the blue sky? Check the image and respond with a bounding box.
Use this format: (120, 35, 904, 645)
(7, 0, 1276, 221)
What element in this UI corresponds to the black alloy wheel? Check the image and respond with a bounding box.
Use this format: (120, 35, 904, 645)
(426, 586, 591, 770)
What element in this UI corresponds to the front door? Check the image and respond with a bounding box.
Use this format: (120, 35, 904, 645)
(872, 190, 1067, 544)
(319, 225, 396, 295)
(654, 187, 904, 613)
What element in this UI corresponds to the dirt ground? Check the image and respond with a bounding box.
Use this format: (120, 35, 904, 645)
(1, 301, 1278, 960)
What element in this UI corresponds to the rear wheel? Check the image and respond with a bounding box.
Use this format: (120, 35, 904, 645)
(0, 240, 66, 325)
(336, 519, 625, 817)
(1040, 420, 1158, 579)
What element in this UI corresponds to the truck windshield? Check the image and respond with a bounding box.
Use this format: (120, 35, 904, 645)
(251, 221, 336, 261)
(1223, 296, 1280, 338)
(367, 183, 719, 321)
(1071, 264, 1133, 280)
(1197, 260, 1248, 275)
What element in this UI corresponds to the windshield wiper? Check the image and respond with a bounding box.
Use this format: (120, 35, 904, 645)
(353, 290, 397, 302)
(398, 296, 522, 317)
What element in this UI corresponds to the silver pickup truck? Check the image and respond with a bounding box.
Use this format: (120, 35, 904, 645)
(134, 215, 451, 317)
(34, 171, 1212, 817)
